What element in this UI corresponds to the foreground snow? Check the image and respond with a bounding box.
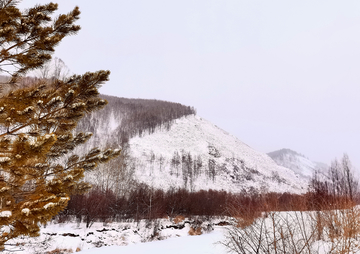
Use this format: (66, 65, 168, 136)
(80, 230, 227, 254)
(3, 217, 231, 254)
(4, 209, 360, 253)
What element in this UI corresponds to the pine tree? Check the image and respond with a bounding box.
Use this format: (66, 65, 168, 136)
(0, 0, 120, 249)
(0, 0, 80, 83)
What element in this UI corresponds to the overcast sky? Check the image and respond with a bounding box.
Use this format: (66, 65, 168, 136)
(20, 0, 360, 169)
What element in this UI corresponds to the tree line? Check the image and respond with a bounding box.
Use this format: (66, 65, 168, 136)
(56, 184, 354, 229)
(76, 94, 196, 148)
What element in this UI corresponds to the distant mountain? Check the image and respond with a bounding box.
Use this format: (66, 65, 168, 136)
(267, 149, 328, 178)
(76, 95, 309, 194)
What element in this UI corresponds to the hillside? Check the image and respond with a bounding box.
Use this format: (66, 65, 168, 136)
(77, 94, 196, 146)
(128, 115, 307, 193)
(76, 95, 308, 194)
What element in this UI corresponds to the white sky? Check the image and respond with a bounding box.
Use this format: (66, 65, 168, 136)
(20, 0, 360, 169)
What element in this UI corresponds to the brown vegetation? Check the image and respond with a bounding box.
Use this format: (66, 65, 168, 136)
(45, 248, 73, 254)
(60, 183, 358, 228)
(188, 226, 202, 236)
(173, 215, 185, 224)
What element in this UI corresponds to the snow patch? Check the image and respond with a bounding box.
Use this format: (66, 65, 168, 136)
(0, 211, 11, 217)
(44, 203, 55, 209)
(21, 208, 30, 216)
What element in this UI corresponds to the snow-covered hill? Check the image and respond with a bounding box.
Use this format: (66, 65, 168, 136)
(128, 115, 308, 194)
(267, 149, 328, 178)
(77, 96, 310, 194)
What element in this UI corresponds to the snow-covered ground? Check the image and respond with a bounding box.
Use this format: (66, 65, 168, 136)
(5, 208, 360, 254)
(3, 217, 231, 254)
(80, 230, 227, 254)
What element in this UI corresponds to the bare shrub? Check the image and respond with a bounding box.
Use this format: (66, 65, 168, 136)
(222, 211, 317, 254)
(45, 248, 73, 254)
(66, 186, 117, 228)
(312, 206, 360, 253)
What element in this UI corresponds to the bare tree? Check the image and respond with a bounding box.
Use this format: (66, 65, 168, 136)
(90, 143, 136, 198)
(37, 57, 71, 81)
(341, 154, 358, 202)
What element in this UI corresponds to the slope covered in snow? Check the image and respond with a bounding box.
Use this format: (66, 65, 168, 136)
(76, 95, 310, 194)
(129, 115, 308, 194)
(267, 148, 328, 178)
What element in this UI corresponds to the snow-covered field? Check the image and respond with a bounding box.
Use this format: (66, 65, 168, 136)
(5, 208, 360, 254)
(3, 217, 231, 254)
(80, 230, 227, 254)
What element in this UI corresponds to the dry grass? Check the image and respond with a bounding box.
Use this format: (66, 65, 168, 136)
(45, 248, 73, 254)
(222, 211, 318, 254)
(173, 215, 185, 224)
(188, 226, 202, 236)
(313, 205, 360, 253)
(223, 201, 360, 254)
